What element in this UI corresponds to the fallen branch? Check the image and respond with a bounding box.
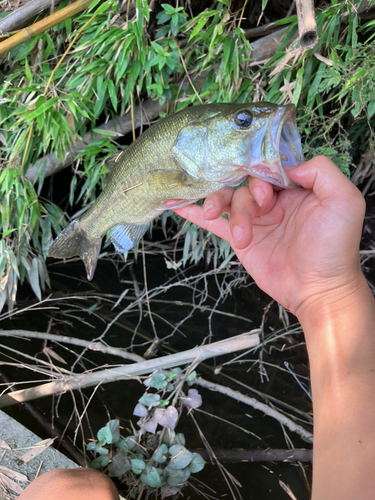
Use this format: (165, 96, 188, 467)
(197, 448, 312, 463)
(0, 329, 144, 363)
(0, 0, 66, 35)
(195, 377, 313, 442)
(0, 331, 260, 408)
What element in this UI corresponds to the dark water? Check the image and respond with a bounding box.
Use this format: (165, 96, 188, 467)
(1, 244, 312, 500)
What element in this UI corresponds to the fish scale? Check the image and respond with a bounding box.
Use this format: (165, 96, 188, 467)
(48, 102, 303, 280)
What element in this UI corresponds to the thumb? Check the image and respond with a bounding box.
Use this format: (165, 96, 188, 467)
(284, 155, 361, 207)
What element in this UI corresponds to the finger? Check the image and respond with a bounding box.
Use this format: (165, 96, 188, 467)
(202, 187, 235, 220)
(248, 176, 276, 208)
(172, 204, 231, 243)
(228, 186, 259, 249)
(284, 156, 363, 210)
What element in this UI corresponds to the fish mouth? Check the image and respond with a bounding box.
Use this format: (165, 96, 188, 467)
(247, 104, 303, 189)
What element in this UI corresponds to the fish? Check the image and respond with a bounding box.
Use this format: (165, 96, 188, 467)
(48, 102, 303, 280)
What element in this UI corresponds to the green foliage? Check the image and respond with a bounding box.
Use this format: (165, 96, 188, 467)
(0, 168, 65, 311)
(0, 0, 374, 309)
(86, 368, 204, 498)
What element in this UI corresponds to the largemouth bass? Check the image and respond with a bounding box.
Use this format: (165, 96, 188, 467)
(48, 102, 303, 280)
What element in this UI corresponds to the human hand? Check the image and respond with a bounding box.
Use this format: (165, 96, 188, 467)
(173, 156, 366, 321)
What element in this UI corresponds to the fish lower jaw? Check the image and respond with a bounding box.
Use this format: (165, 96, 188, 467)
(246, 162, 299, 189)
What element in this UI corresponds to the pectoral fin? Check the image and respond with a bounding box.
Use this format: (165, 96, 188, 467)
(110, 223, 149, 252)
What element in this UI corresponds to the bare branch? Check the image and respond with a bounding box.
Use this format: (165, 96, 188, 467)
(0, 331, 260, 408)
(0, 329, 144, 362)
(195, 377, 313, 442)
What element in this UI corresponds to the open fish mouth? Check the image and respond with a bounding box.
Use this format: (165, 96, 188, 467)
(247, 104, 304, 189)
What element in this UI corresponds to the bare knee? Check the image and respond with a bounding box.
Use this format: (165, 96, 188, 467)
(18, 468, 120, 500)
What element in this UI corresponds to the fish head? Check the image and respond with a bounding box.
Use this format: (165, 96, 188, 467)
(174, 103, 304, 189)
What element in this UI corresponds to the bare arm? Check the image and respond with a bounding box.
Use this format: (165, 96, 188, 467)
(173, 156, 375, 499)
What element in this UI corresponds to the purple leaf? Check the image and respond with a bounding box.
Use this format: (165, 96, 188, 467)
(144, 418, 158, 433)
(133, 403, 148, 417)
(182, 389, 202, 409)
(154, 406, 178, 430)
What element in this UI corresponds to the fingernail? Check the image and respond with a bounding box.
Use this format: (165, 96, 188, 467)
(233, 226, 244, 243)
(203, 202, 215, 216)
(253, 187, 265, 207)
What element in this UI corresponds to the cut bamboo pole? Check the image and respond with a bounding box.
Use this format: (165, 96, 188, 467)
(296, 0, 318, 48)
(0, 0, 92, 56)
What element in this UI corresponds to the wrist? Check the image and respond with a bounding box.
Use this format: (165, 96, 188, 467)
(297, 272, 375, 375)
(296, 272, 370, 333)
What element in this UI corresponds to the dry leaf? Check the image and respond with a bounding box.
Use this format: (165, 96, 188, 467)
(43, 347, 67, 365)
(0, 473, 24, 495)
(279, 479, 298, 500)
(314, 52, 334, 66)
(0, 465, 27, 482)
(19, 438, 55, 463)
(0, 438, 11, 450)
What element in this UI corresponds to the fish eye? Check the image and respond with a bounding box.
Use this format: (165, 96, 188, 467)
(234, 110, 253, 128)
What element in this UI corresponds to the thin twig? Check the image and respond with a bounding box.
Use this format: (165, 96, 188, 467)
(195, 377, 313, 442)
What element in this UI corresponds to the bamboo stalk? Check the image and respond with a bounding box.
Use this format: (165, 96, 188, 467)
(296, 0, 318, 49)
(0, 0, 92, 56)
(0, 0, 66, 35)
(0, 331, 260, 408)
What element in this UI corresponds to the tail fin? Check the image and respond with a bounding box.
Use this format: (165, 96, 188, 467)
(48, 220, 102, 280)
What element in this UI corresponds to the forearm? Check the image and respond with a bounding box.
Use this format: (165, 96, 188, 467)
(298, 275, 375, 500)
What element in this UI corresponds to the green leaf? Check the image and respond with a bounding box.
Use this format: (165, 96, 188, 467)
(97, 425, 112, 444)
(2, 228, 17, 238)
(87, 442, 98, 451)
(107, 80, 118, 112)
(25, 97, 57, 120)
(108, 449, 131, 477)
(168, 444, 193, 470)
(131, 458, 146, 474)
(26, 258, 41, 301)
(140, 466, 161, 488)
(153, 444, 168, 463)
(108, 419, 121, 443)
(292, 67, 304, 105)
(138, 393, 160, 407)
(147, 373, 167, 389)
(189, 453, 205, 473)
(166, 466, 190, 486)
(189, 11, 217, 41)
(368, 101, 375, 119)
(91, 455, 110, 469)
